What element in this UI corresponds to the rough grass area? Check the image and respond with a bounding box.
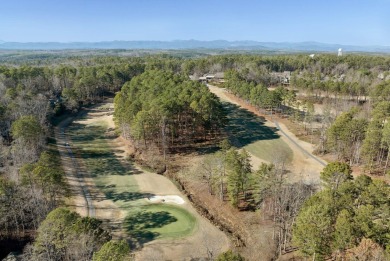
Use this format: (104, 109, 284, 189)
(224, 102, 293, 163)
(67, 113, 196, 243)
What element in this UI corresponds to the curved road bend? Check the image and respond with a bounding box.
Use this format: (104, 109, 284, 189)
(57, 125, 95, 217)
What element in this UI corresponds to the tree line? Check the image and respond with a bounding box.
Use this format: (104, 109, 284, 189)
(224, 69, 297, 113)
(325, 98, 390, 175)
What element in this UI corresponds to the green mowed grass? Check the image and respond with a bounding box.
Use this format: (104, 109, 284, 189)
(245, 139, 293, 163)
(68, 121, 138, 174)
(224, 102, 293, 163)
(67, 116, 197, 243)
(124, 204, 196, 243)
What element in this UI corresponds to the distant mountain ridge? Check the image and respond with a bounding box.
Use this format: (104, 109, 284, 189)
(0, 40, 390, 53)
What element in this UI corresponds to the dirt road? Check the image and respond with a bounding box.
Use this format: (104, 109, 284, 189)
(55, 117, 95, 217)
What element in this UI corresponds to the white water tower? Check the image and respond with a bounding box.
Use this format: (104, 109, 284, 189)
(338, 48, 343, 56)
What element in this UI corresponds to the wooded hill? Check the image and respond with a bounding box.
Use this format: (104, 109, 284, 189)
(114, 70, 226, 157)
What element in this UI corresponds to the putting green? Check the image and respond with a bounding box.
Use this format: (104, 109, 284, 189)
(124, 204, 196, 243)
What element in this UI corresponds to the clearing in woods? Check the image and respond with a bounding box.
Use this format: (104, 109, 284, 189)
(64, 102, 230, 260)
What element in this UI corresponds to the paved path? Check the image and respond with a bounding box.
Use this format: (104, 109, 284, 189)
(273, 121, 326, 166)
(56, 118, 95, 217)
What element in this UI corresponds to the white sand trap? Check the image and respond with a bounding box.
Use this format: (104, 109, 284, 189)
(147, 195, 185, 205)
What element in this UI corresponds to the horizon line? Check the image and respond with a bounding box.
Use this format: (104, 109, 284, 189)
(1, 39, 389, 48)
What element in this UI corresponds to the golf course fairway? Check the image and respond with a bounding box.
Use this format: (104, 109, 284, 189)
(66, 108, 197, 244)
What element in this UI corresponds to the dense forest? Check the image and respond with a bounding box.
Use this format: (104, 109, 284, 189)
(114, 70, 226, 159)
(0, 52, 390, 260)
(0, 58, 147, 260)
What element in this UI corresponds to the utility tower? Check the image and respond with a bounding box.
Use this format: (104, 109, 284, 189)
(338, 48, 343, 56)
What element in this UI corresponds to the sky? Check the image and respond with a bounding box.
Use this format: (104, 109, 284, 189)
(0, 0, 389, 46)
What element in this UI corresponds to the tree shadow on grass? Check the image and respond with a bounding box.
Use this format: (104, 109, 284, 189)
(68, 123, 143, 177)
(124, 210, 178, 245)
(84, 156, 142, 178)
(104, 190, 154, 202)
(68, 123, 106, 142)
(223, 102, 280, 147)
(198, 103, 281, 155)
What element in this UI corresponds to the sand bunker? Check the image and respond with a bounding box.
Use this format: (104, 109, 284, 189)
(147, 195, 185, 205)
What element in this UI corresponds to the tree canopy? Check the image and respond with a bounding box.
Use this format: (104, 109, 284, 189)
(33, 208, 111, 261)
(114, 70, 226, 154)
(293, 172, 390, 260)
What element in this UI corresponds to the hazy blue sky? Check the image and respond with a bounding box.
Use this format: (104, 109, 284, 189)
(0, 0, 389, 45)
